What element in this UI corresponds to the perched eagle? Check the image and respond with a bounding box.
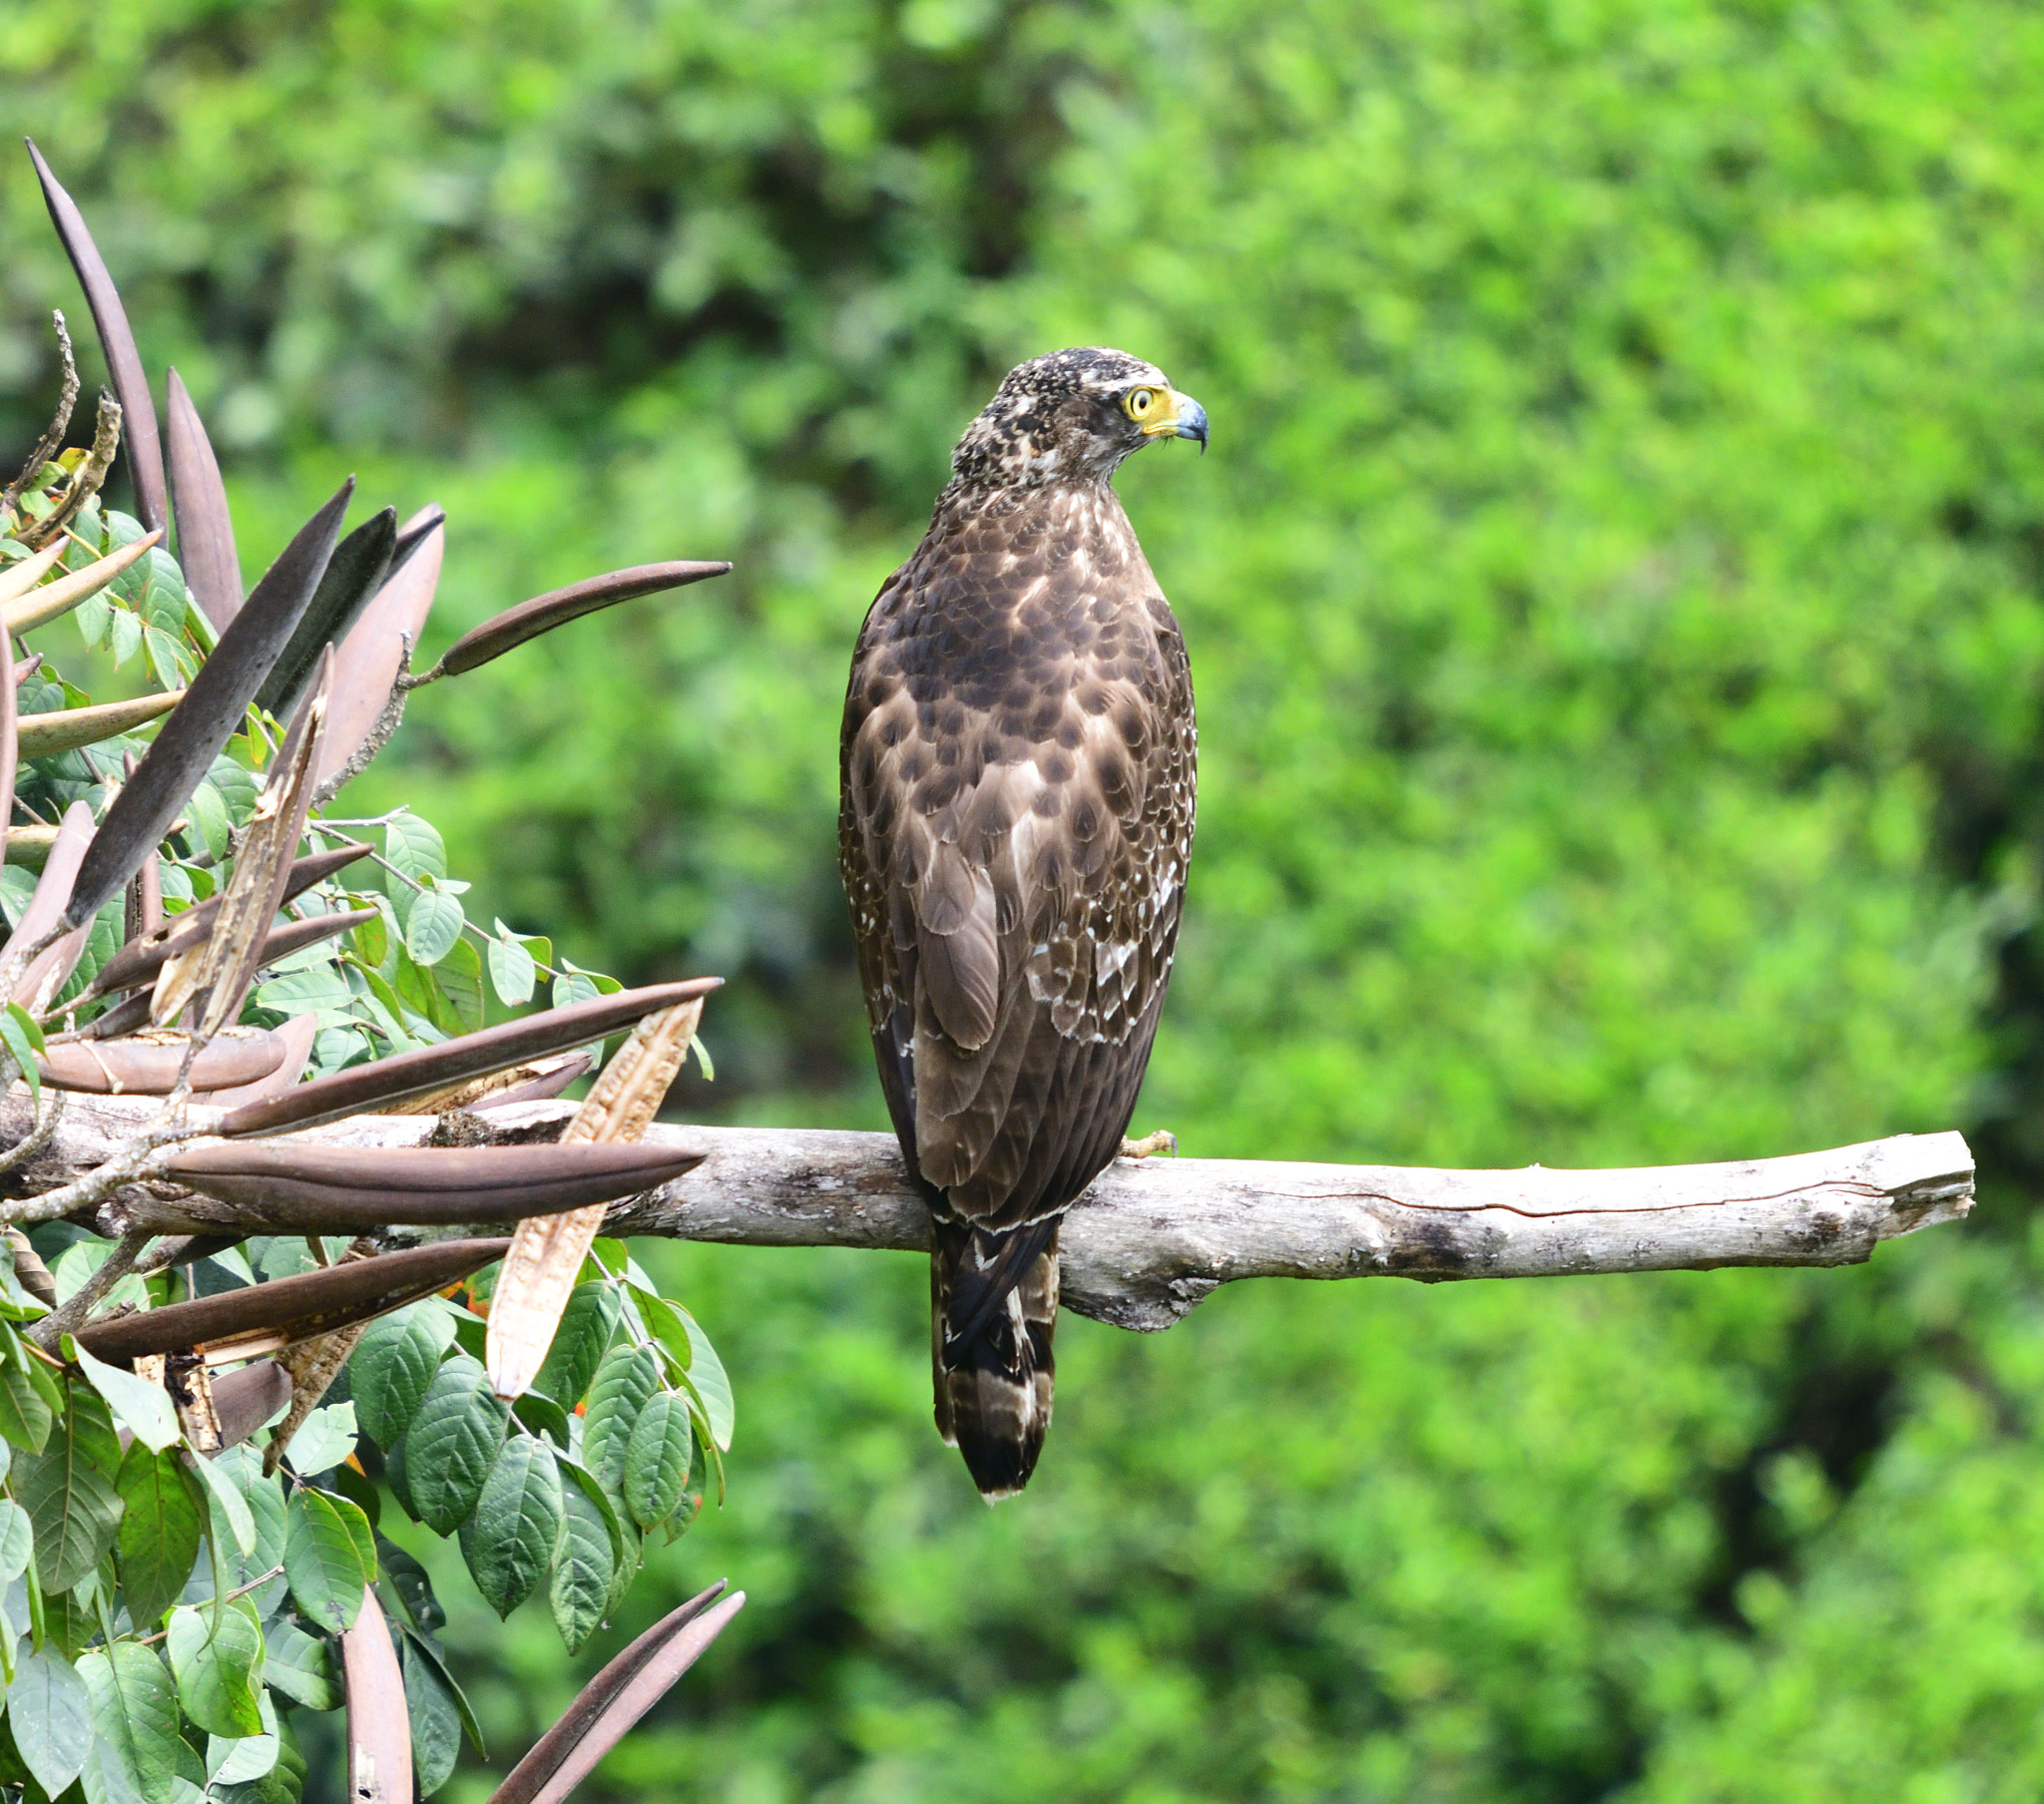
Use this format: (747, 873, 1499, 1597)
(838, 347, 1207, 1497)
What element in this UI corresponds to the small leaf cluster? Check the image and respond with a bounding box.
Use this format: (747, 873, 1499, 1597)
(357, 1238, 731, 1663)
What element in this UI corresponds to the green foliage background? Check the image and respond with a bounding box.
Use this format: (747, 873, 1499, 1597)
(11, 0, 2044, 1796)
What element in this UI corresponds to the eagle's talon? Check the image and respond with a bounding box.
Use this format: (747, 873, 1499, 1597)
(1119, 1129, 1178, 1159)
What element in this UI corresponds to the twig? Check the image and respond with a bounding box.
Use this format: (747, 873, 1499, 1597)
(31, 1227, 149, 1350)
(0, 1087, 64, 1177)
(134, 1566, 285, 1644)
(19, 391, 122, 553)
(1, 312, 79, 520)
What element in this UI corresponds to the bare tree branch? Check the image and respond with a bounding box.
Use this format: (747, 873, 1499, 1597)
(5, 1097, 1973, 1333)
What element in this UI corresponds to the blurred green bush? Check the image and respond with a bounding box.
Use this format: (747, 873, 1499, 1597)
(13, 0, 2044, 1798)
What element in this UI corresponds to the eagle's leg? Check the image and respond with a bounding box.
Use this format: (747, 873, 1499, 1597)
(930, 1216, 1061, 1502)
(1118, 1128, 1179, 1158)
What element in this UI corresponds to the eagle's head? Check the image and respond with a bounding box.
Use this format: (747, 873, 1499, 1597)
(950, 347, 1209, 489)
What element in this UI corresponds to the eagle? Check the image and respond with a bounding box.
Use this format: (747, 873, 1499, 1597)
(838, 347, 1207, 1498)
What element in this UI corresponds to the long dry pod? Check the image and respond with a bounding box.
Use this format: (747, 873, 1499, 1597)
(61, 477, 353, 930)
(433, 560, 731, 678)
(26, 142, 167, 534)
(85, 839, 370, 999)
(16, 688, 182, 759)
(0, 798, 92, 967)
(257, 507, 396, 718)
(211, 1357, 289, 1451)
(343, 1587, 413, 1804)
(162, 1140, 706, 1229)
(101, 907, 372, 1011)
(197, 1010, 316, 1107)
(487, 1583, 745, 1804)
(72, 1236, 510, 1367)
(38, 1026, 285, 1095)
(318, 506, 443, 789)
(164, 369, 243, 630)
(0, 543, 66, 608)
(215, 975, 722, 1136)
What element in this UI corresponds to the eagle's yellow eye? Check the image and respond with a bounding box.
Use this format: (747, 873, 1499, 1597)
(1123, 387, 1158, 420)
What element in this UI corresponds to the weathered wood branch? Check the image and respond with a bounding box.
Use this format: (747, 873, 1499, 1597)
(0, 1097, 1974, 1332)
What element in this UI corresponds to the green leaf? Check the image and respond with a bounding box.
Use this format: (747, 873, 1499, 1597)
(204, 1447, 288, 1600)
(397, 1622, 484, 1756)
(206, 1694, 279, 1786)
(457, 1434, 563, 1618)
(256, 1617, 338, 1711)
(188, 1450, 256, 1558)
(580, 1342, 660, 1500)
(621, 1392, 695, 1530)
(108, 607, 142, 669)
(74, 588, 112, 649)
(383, 812, 447, 884)
(0, 1498, 32, 1584)
(280, 1401, 357, 1477)
(282, 1488, 371, 1633)
(0, 1008, 41, 1110)
(678, 1305, 736, 1452)
(486, 928, 537, 1007)
(531, 1282, 620, 1408)
(348, 1301, 456, 1448)
(78, 1641, 185, 1801)
(145, 624, 190, 690)
(376, 1537, 444, 1632)
(433, 932, 486, 1031)
(215, 1709, 303, 1804)
(184, 780, 231, 862)
(166, 1597, 266, 1736)
(14, 1375, 123, 1591)
(72, 1342, 181, 1454)
(404, 888, 464, 967)
(0, 1328, 57, 1452)
(115, 1442, 205, 1629)
(7, 1643, 93, 1796)
(547, 1469, 616, 1655)
(382, 1432, 418, 1521)
(398, 1630, 462, 1795)
(404, 1352, 509, 1535)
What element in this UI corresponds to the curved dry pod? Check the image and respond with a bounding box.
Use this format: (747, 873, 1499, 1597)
(37, 1025, 286, 1095)
(27, 143, 166, 534)
(343, 1588, 413, 1804)
(17, 688, 182, 759)
(163, 1139, 705, 1228)
(488, 1582, 745, 1804)
(0, 799, 93, 965)
(4, 531, 162, 638)
(164, 369, 244, 631)
(434, 559, 731, 678)
(196, 1011, 317, 1108)
(0, 543, 66, 608)
(216, 975, 722, 1136)
(73, 1237, 510, 1367)
(319, 506, 443, 788)
(473, 1051, 591, 1111)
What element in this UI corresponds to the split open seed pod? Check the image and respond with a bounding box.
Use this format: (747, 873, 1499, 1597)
(488, 1582, 746, 1804)
(72, 1237, 510, 1367)
(37, 1026, 286, 1095)
(214, 975, 721, 1136)
(163, 1140, 704, 1231)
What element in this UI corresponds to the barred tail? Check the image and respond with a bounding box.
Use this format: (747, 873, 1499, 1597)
(930, 1216, 1060, 1500)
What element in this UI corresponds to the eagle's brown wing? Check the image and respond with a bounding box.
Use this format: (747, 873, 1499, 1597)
(839, 488, 1194, 1498)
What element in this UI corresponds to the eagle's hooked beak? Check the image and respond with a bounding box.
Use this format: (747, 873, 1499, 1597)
(1141, 389, 1211, 453)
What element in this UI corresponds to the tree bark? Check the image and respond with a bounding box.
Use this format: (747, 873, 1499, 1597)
(8, 1097, 1974, 1333)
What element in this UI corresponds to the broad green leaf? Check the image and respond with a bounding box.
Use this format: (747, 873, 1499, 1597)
(547, 1472, 616, 1655)
(679, 1306, 736, 1451)
(166, 1597, 266, 1737)
(0, 1499, 31, 1584)
(552, 968, 600, 1009)
(7, 1642, 93, 1796)
(580, 1342, 660, 1499)
(145, 624, 190, 690)
(282, 1488, 370, 1633)
(398, 1629, 462, 1795)
(622, 1392, 695, 1530)
(404, 1352, 509, 1534)
(404, 887, 464, 967)
(207, 1696, 279, 1786)
(116, 1442, 205, 1629)
(376, 1537, 445, 1632)
(189, 1450, 256, 1558)
(458, 1434, 562, 1618)
(72, 1343, 181, 1453)
(486, 928, 536, 1007)
(205, 1447, 288, 1605)
(74, 588, 112, 649)
(382, 1432, 419, 1521)
(108, 606, 142, 669)
(531, 1282, 620, 1408)
(0, 1007, 41, 1111)
(512, 1391, 571, 1448)
(281, 1401, 357, 1477)
(0, 1328, 56, 1452)
(435, 933, 486, 1031)
(383, 813, 447, 885)
(185, 779, 231, 862)
(79, 1641, 185, 1801)
(397, 1622, 484, 1756)
(215, 1710, 304, 1804)
(257, 1617, 338, 1711)
(349, 1300, 457, 1448)
(14, 1375, 123, 1590)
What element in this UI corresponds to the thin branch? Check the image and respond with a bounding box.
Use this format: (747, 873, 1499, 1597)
(31, 1227, 148, 1350)
(134, 1567, 285, 1644)
(1, 312, 79, 520)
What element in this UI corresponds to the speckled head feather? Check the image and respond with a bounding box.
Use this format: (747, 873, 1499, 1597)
(950, 347, 1185, 488)
(841, 346, 1202, 1497)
